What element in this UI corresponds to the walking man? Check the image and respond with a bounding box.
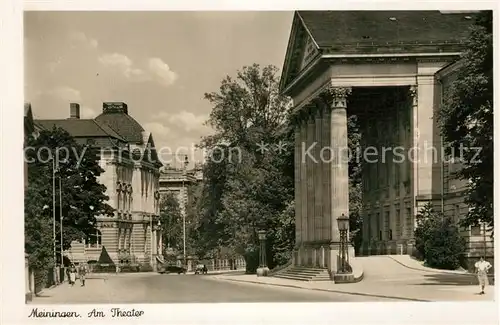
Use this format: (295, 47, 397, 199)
(475, 256, 492, 294)
(78, 263, 88, 287)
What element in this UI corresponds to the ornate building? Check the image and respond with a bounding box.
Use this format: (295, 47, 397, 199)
(159, 158, 203, 222)
(35, 102, 163, 268)
(279, 11, 492, 275)
(158, 161, 247, 271)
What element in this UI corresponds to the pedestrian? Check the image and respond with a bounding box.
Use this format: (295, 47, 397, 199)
(65, 266, 70, 283)
(69, 264, 77, 286)
(78, 263, 88, 287)
(475, 256, 492, 294)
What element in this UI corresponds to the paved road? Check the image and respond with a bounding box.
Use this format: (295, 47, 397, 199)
(32, 273, 401, 303)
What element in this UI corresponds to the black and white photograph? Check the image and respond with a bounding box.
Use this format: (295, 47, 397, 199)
(0, 3, 497, 324)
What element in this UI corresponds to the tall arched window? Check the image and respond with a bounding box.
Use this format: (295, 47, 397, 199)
(86, 229, 102, 248)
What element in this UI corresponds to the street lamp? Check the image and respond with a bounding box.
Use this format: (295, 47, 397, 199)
(256, 229, 269, 277)
(337, 214, 350, 274)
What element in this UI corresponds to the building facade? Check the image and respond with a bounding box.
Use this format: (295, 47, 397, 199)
(158, 162, 247, 271)
(35, 102, 163, 268)
(159, 159, 203, 222)
(279, 11, 492, 274)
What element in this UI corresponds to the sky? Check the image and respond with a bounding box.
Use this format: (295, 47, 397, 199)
(24, 11, 294, 167)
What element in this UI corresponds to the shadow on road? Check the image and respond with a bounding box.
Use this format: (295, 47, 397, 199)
(418, 273, 495, 286)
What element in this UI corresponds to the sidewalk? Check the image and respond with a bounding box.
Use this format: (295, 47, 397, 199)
(387, 255, 468, 275)
(30, 278, 112, 304)
(211, 273, 495, 302)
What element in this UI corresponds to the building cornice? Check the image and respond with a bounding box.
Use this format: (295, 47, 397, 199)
(282, 51, 462, 97)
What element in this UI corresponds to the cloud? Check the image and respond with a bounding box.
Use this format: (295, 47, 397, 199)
(98, 53, 178, 87)
(143, 122, 171, 137)
(148, 58, 178, 87)
(47, 86, 82, 101)
(98, 53, 148, 82)
(69, 31, 98, 49)
(153, 111, 208, 132)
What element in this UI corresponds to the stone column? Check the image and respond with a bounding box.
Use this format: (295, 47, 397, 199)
(314, 105, 323, 247)
(306, 108, 315, 265)
(300, 115, 308, 265)
(327, 86, 351, 274)
(294, 116, 302, 253)
(409, 85, 419, 237)
(322, 103, 331, 244)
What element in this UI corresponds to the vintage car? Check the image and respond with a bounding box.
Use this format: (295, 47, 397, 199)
(158, 264, 187, 274)
(194, 264, 208, 275)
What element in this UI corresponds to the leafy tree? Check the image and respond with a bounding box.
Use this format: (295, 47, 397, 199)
(159, 191, 183, 254)
(438, 11, 493, 231)
(195, 64, 294, 271)
(25, 127, 114, 269)
(414, 203, 466, 270)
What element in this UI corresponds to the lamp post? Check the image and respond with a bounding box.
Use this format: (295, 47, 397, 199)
(256, 229, 269, 277)
(337, 214, 350, 274)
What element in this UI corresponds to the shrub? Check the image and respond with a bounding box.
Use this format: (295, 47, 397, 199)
(139, 264, 154, 272)
(119, 264, 140, 273)
(93, 264, 116, 273)
(414, 203, 466, 270)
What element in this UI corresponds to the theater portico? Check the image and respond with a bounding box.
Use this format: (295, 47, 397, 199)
(279, 11, 477, 278)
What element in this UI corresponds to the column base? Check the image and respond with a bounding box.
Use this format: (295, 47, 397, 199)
(256, 267, 270, 277)
(296, 243, 355, 273)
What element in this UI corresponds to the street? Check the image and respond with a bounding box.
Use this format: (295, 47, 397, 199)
(31, 273, 402, 303)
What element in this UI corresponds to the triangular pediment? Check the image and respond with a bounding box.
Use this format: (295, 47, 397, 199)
(280, 12, 320, 94)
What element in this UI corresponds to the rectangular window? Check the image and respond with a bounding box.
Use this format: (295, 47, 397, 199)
(405, 207, 412, 237)
(384, 211, 390, 240)
(453, 204, 462, 224)
(394, 163, 400, 193)
(376, 212, 381, 239)
(395, 209, 401, 238)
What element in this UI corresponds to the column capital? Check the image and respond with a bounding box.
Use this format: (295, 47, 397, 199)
(321, 86, 352, 110)
(327, 86, 352, 99)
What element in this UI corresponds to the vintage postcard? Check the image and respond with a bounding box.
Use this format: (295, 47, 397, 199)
(0, 1, 498, 324)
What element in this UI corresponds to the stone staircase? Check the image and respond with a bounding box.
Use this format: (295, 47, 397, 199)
(273, 266, 331, 281)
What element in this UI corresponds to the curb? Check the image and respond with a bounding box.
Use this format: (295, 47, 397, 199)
(386, 256, 474, 276)
(216, 277, 429, 302)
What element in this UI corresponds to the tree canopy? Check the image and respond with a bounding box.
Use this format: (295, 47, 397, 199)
(438, 11, 493, 231)
(193, 64, 294, 270)
(25, 126, 114, 269)
(159, 191, 183, 253)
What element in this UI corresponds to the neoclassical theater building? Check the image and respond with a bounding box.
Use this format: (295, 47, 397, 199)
(280, 11, 493, 273)
(35, 102, 163, 267)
